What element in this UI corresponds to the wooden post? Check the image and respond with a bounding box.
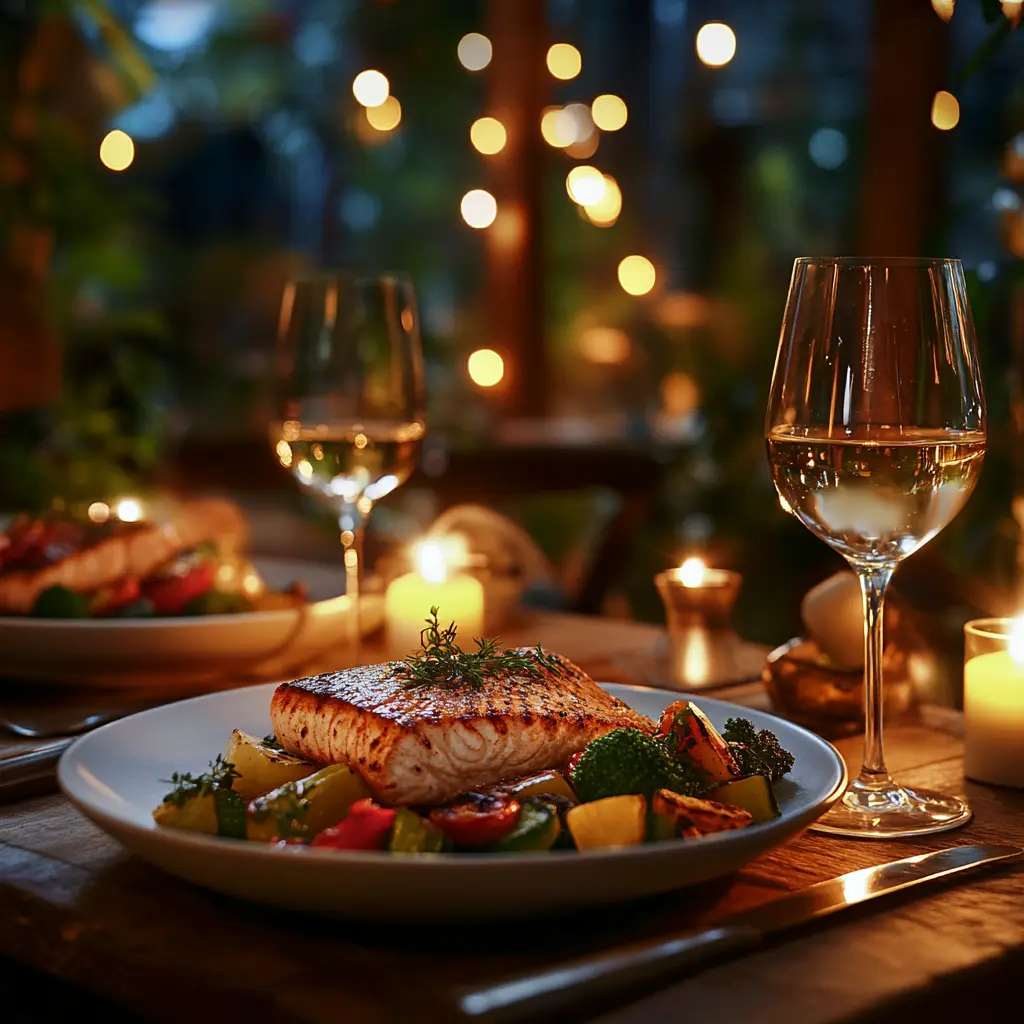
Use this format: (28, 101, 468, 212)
(858, 0, 948, 255)
(485, 0, 547, 417)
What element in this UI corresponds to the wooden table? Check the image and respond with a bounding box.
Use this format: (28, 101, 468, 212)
(2, 613, 1022, 1023)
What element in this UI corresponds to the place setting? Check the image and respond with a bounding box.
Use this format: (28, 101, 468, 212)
(3, 4, 1024, 1023)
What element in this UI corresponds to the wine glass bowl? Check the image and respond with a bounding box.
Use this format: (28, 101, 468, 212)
(766, 257, 985, 837)
(272, 273, 426, 653)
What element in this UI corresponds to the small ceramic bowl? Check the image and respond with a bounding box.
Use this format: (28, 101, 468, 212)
(762, 637, 918, 739)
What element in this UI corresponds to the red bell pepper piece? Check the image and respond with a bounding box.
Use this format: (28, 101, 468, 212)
(143, 560, 215, 615)
(311, 799, 397, 851)
(428, 793, 521, 847)
(91, 576, 141, 615)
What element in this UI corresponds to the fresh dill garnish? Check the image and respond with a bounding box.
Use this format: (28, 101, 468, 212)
(400, 606, 567, 687)
(161, 754, 240, 807)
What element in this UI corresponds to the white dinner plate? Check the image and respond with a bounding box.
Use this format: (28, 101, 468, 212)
(59, 683, 847, 917)
(0, 558, 382, 689)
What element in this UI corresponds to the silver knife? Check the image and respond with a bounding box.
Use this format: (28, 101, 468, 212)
(458, 843, 1023, 1022)
(0, 737, 76, 802)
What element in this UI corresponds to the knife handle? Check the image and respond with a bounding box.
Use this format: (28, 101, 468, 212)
(0, 738, 74, 803)
(457, 922, 762, 1021)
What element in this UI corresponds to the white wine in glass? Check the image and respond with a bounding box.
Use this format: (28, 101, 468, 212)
(272, 274, 426, 655)
(766, 258, 986, 838)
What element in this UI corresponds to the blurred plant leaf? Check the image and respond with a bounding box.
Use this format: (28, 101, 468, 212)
(958, 18, 1014, 83)
(75, 0, 157, 105)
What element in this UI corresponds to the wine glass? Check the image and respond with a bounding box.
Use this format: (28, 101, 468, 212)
(271, 273, 426, 654)
(766, 257, 986, 837)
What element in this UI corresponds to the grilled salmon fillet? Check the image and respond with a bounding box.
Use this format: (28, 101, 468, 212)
(270, 654, 652, 805)
(0, 498, 247, 613)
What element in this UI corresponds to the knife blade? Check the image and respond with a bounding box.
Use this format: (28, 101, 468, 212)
(457, 843, 1023, 1022)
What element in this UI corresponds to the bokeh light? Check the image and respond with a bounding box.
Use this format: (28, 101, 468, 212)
(577, 327, 630, 365)
(458, 33, 492, 71)
(87, 501, 110, 524)
(566, 132, 600, 160)
(116, 497, 143, 522)
(546, 42, 582, 80)
(582, 175, 622, 226)
(460, 188, 498, 229)
(365, 96, 402, 131)
(540, 107, 576, 148)
(566, 165, 607, 206)
(99, 129, 135, 171)
(470, 116, 507, 154)
(930, 0, 955, 20)
(695, 23, 736, 67)
(618, 255, 657, 296)
(467, 348, 505, 387)
(931, 90, 960, 130)
(352, 69, 389, 107)
(591, 94, 628, 132)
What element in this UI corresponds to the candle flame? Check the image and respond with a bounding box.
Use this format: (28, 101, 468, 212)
(678, 556, 707, 588)
(416, 541, 448, 585)
(1009, 617, 1024, 665)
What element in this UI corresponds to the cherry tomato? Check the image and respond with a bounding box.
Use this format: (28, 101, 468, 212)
(91, 577, 141, 615)
(311, 800, 397, 851)
(143, 561, 215, 615)
(429, 793, 521, 847)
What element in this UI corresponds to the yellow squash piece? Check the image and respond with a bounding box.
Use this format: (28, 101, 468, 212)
(247, 763, 372, 842)
(653, 789, 752, 835)
(709, 776, 781, 824)
(487, 769, 577, 804)
(225, 729, 317, 800)
(566, 794, 646, 851)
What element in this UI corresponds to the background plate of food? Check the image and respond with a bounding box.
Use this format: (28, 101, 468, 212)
(58, 647, 846, 917)
(0, 499, 380, 688)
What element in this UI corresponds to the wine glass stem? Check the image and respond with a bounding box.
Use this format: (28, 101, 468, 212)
(340, 505, 366, 659)
(857, 564, 894, 783)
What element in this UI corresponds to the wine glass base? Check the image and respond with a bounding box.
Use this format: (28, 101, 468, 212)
(811, 777, 972, 839)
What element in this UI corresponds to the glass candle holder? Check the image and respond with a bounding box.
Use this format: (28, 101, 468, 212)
(964, 618, 1024, 789)
(655, 561, 741, 631)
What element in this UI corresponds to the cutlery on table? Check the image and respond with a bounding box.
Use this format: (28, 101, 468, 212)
(457, 843, 1023, 1022)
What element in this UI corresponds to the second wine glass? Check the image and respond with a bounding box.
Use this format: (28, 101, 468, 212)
(766, 257, 986, 838)
(271, 273, 426, 653)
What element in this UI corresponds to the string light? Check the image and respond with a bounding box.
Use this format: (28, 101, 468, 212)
(695, 23, 736, 67)
(618, 255, 657, 296)
(352, 70, 389, 107)
(546, 42, 582, 80)
(930, 0, 955, 20)
(583, 175, 622, 226)
(931, 90, 960, 130)
(87, 501, 110, 523)
(365, 96, 402, 131)
(99, 129, 134, 171)
(540, 107, 576, 147)
(460, 188, 497, 229)
(470, 116, 507, 155)
(1002, 0, 1022, 23)
(577, 327, 630, 365)
(458, 33, 492, 71)
(566, 165, 607, 206)
(467, 348, 504, 387)
(566, 132, 600, 159)
(591, 94, 628, 132)
(115, 497, 143, 522)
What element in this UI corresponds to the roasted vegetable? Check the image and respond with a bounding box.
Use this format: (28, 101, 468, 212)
(658, 702, 741, 784)
(569, 728, 707, 803)
(153, 787, 247, 839)
(247, 763, 371, 841)
(31, 585, 90, 619)
(721, 718, 795, 782)
(652, 789, 752, 834)
(389, 808, 446, 853)
(312, 800, 396, 851)
(486, 769, 577, 804)
(429, 792, 521, 847)
(566, 794, 647, 851)
(487, 797, 561, 853)
(710, 775, 781, 823)
(225, 729, 317, 800)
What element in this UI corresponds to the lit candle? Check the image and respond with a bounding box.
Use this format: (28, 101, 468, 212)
(964, 618, 1024, 788)
(385, 541, 485, 660)
(655, 557, 741, 631)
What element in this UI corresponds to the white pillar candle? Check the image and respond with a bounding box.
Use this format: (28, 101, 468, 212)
(964, 647, 1024, 788)
(385, 542, 485, 660)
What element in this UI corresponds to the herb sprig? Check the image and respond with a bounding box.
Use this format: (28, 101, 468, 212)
(161, 754, 240, 807)
(401, 607, 567, 687)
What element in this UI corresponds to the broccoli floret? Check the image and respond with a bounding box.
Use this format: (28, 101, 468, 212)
(721, 718, 795, 782)
(569, 728, 709, 803)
